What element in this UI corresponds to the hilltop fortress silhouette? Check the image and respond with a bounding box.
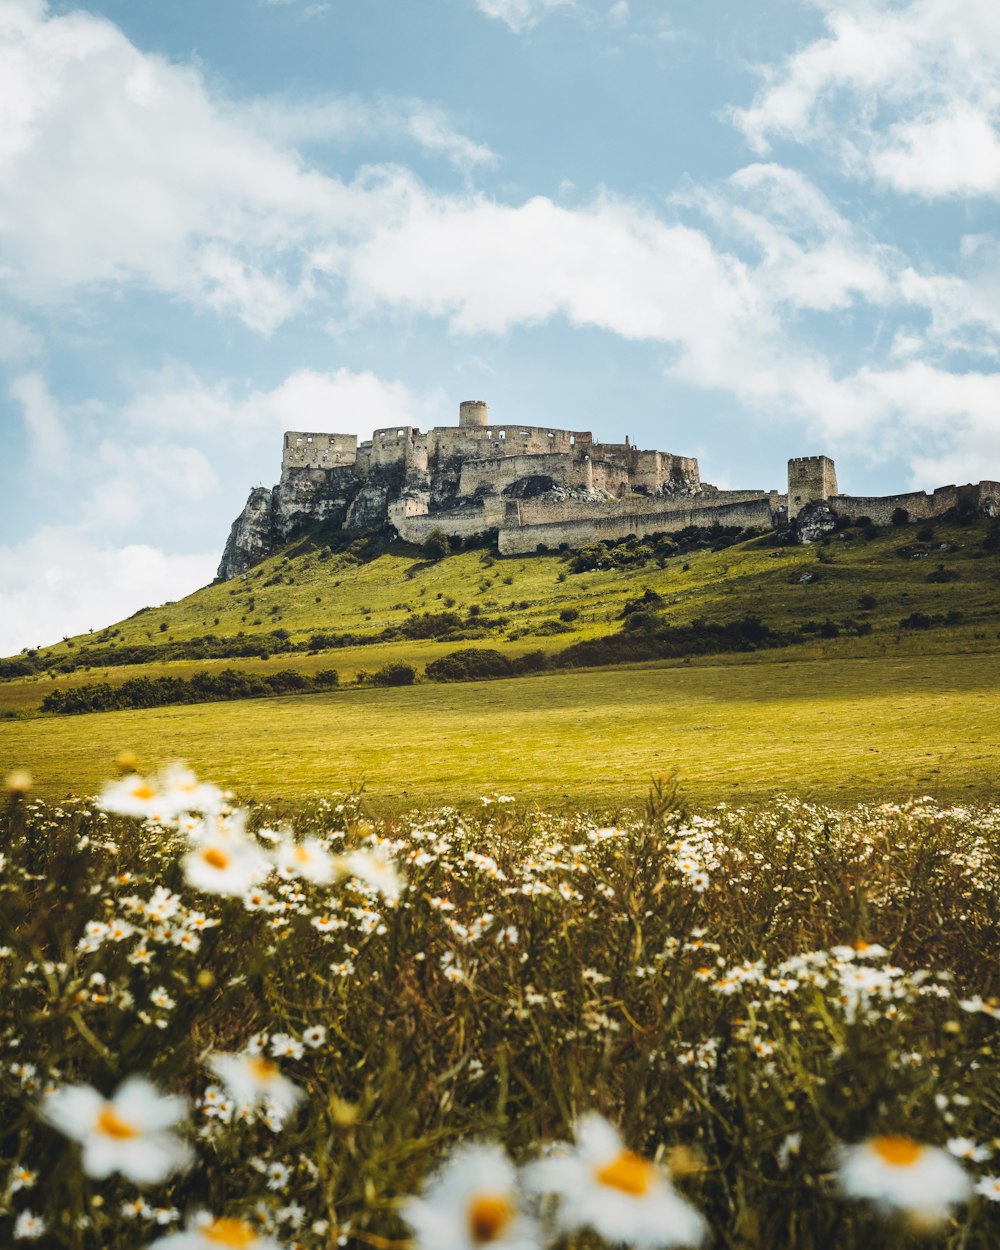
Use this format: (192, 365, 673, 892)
(218, 400, 999, 578)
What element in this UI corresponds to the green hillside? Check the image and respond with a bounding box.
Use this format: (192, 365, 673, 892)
(5, 516, 1000, 688)
(2, 515, 998, 805)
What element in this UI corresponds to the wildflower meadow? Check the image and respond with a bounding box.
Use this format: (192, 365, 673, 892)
(1, 767, 998, 1249)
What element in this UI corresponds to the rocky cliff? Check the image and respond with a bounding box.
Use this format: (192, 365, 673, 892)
(217, 467, 359, 580)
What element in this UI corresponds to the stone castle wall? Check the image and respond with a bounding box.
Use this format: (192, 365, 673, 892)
(217, 402, 998, 581)
(497, 497, 781, 555)
(282, 431, 358, 471)
(831, 482, 1000, 526)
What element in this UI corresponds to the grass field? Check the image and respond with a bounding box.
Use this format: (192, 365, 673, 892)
(3, 650, 998, 809)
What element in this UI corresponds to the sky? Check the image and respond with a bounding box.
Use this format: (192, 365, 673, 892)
(2, 0, 999, 655)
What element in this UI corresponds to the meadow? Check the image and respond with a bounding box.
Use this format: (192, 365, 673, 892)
(1, 773, 998, 1249)
(1, 516, 999, 808)
(1, 650, 999, 809)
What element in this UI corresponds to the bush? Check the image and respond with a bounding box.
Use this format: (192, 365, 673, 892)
(558, 608, 580, 623)
(372, 662, 416, 687)
(422, 529, 450, 561)
(425, 648, 514, 682)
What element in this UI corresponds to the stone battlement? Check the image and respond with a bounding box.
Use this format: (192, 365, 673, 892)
(216, 399, 999, 579)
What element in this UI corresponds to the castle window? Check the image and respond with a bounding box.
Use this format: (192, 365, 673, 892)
(548, 431, 554, 439)
(498, 431, 506, 440)
(397, 429, 404, 437)
(570, 436, 576, 446)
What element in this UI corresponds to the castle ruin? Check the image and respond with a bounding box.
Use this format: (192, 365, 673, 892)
(217, 400, 999, 578)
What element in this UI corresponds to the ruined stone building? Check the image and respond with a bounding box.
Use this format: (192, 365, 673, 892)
(217, 400, 999, 578)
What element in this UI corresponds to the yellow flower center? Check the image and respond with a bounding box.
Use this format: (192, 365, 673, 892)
(203, 847, 230, 870)
(871, 1135, 923, 1167)
(853, 940, 871, 952)
(597, 1149, 655, 1196)
(203, 1219, 259, 1247)
(293, 845, 312, 864)
(248, 1057, 278, 1082)
(467, 1194, 514, 1243)
(96, 1105, 139, 1140)
(131, 784, 157, 801)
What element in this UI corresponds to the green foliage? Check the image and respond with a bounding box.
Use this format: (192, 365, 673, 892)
(425, 648, 515, 682)
(1, 788, 998, 1247)
(422, 528, 450, 561)
(39, 667, 338, 716)
(371, 662, 416, 687)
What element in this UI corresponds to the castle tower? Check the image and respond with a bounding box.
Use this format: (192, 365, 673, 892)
(787, 455, 838, 519)
(459, 399, 489, 429)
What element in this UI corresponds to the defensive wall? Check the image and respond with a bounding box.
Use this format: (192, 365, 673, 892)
(274, 402, 998, 562)
(497, 497, 782, 555)
(829, 482, 1000, 526)
(282, 431, 358, 471)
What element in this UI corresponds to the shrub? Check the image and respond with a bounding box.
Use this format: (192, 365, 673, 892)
(372, 662, 416, 687)
(558, 608, 580, 623)
(422, 529, 450, 561)
(425, 648, 514, 682)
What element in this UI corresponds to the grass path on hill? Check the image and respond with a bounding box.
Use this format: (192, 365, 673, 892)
(2, 651, 998, 809)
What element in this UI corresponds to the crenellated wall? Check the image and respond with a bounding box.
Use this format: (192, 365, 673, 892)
(218, 405, 1000, 580)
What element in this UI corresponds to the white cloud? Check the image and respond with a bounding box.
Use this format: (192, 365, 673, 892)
(0, 313, 41, 364)
(238, 94, 496, 172)
(685, 163, 895, 313)
(0, 528, 217, 655)
(731, 0, 1000, 198)
(120, 365, 440, 437)
(474, 0, 576, 34)
(8, 370, 70, 471)
(0, 2, 490, 333)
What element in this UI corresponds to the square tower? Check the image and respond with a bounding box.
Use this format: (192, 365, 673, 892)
(787, 456, 838, 519)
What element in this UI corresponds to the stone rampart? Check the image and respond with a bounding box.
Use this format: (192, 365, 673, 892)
(831, 482, 1000, 525)
(393, 501, 505, 545)
(430, 424, 591, 462)
(497, 497, 779, 555)
(458, 452, 594, 497)
(514, 489, 777, 528)
(282, 431, 358, 471)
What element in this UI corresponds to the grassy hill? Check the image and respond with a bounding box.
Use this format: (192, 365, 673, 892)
(2, 515, 999, 805)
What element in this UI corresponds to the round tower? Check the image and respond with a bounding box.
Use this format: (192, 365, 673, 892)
(459, 399, 489, 429)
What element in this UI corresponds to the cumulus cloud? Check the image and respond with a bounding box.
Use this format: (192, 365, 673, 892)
(731, 0, 1000, 198)
(474, 0, 576, 33)
(120, 365, 441, 437)
(9, 371, 70, 471)
(0, 1, 490, 331)
(0, 528, 217, 655)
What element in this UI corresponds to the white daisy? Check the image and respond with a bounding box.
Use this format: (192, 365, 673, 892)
(524, 1114, 706, 1249)
(837, 1135, 971, 1222)
(13, 1210, 45, 1240)
(273, 836, 336, 885)
(302, 1025, 327, 1049)
(182, 826, 270, 897)
(148, 1212, 286, 1248)
(402, 1142, 539, 1250)
(206, 1053, 302, 1119)
(42, 1077, 191, 1183)
(975, 1175, 1000, 1202)
(338, 847, 403, 900)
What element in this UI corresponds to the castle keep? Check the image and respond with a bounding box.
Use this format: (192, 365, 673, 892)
(217, 400, 999, 578)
